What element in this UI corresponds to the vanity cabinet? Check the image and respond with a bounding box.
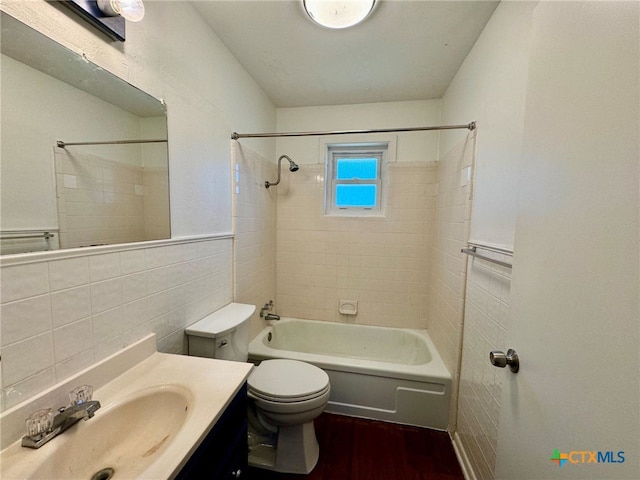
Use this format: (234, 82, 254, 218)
(176, 384, 247, 480)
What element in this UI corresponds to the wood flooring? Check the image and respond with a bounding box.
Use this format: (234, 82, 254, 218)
(248, 413, 465, 480)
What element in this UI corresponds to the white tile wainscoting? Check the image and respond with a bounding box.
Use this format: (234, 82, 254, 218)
(455, 252, 512, 480)
(0, 236, 233, 411)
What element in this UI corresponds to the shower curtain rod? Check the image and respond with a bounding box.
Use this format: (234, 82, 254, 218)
(56, 139, 168, 148)
(231, 122, 476, 140)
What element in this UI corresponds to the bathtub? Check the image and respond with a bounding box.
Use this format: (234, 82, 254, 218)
(248, 318, 451, 430)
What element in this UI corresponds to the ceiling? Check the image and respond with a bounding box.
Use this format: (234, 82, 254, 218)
(192, 1, 499, 108)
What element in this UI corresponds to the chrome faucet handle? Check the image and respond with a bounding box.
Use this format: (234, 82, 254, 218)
(25, 408, 54, 440)
(69, 384, 93, 405)
(22, 408, 60, 448)
(21, 386, 101, 449)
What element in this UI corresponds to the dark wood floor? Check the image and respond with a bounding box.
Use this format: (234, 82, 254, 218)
(248, 413, 464, 480)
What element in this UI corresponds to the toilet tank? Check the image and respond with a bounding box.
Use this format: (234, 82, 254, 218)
(185, 303, 255, 362)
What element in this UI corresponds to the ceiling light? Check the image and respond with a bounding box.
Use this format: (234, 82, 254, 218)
(303, 0, 376, 29)
(97, 0, 145, 22)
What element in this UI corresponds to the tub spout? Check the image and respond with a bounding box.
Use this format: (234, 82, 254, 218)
(264, 313, 280, 321)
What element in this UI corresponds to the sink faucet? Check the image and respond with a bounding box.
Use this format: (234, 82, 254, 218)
(22, 386, 101, 449)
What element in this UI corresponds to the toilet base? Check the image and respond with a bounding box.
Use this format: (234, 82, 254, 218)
(248, 421, 320, 474)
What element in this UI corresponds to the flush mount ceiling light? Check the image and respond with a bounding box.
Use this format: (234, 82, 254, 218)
(97, 0, 145, 22)
(303, 0, 376, 29)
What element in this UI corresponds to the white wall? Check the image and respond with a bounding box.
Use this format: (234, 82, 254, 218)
(1, 54, 144, 231)
(439, 2, 535, 477)
(496, 1, 639, 478)
(445, 2, 640, 479)
(0, 1, 275, 410)
(0, 1, 276, 236)
(276, 100, 441, 164)
(440, 2, 535, 251)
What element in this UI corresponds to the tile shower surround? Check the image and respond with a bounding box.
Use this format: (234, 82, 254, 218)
(231, 143, 278, 340)
(456, 254, 512, 480)
(275, 161, 437, 329)
(0, 237, 232, 410)
(274, 133, 476, 435)
(428, 136, 474, 433)
(54, 147, 170, 249)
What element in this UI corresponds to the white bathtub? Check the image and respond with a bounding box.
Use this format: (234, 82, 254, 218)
(248, 318, 451, 430)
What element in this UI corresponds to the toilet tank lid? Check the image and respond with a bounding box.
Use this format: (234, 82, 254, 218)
(185, 303, 256, 338)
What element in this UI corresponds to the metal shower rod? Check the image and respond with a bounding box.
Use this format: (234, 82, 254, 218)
(56, 139, 168, 148)
(231, 122, 476, 140)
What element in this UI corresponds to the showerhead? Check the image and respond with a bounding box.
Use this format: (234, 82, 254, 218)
(288, 160, 300, 172)
(265, 155, 300, 188)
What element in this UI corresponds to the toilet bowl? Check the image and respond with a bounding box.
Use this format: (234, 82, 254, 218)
(247, 359, 330, 474)
(185, 304, 330, 475)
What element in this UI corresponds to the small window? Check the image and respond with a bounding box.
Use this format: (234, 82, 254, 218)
(325, 143, 387, 215)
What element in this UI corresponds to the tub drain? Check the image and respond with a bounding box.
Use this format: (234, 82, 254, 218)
(91, 467, 115, 480)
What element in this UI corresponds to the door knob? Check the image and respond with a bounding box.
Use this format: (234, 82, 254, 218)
(490, 349, 519, 373)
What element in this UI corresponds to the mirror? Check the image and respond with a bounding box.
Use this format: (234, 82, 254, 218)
(1, 12, 170, 255)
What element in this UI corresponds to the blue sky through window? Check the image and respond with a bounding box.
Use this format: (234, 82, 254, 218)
(336, 158, 378, 180)
(336, 184, 377, 208)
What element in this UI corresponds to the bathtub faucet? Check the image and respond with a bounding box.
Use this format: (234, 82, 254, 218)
(260, 300, 279, 320)
(260, 300, 275, 319)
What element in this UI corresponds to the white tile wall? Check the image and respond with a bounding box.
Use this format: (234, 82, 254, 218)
(53, 148, 170, 249)
(0, 262, 50, 303)
(276, 162, 437, 329)
(456, 254, 512, 480)
(231, 143, 277, 340)
(143, 166, 171, 241)
(427, 134, 474, 431)
(0, 237, 232, 410)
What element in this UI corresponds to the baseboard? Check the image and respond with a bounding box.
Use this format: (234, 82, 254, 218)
(451, 431, 478, 480)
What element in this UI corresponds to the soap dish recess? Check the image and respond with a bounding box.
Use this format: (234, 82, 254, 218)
(339, 300, 358, 315)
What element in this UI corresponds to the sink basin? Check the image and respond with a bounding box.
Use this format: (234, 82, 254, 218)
(0, 335, 253, 480)
(27, 385, 191, 480)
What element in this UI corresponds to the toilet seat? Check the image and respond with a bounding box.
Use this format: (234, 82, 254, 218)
(248, 359, 329, 402)
(249, 384, 330, 403)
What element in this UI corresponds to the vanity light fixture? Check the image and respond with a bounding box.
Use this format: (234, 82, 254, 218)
(97, 0, 145, 22)
(62, 0, 144, 41)
(303, 0, 376, 29)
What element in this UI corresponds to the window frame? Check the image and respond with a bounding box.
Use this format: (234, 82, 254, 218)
(324, 142, 389, 216)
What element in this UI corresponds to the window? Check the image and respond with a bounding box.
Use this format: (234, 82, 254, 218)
(325, 143, 388, 215)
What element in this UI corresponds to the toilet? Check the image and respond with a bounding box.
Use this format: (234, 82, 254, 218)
(185, 303, 330, 474)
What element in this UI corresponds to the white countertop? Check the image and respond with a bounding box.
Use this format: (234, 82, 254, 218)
(0, 334, 253, 479)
